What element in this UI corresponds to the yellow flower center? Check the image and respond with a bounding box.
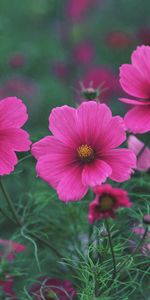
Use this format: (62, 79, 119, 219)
(77, 144, 95, 163)
(99, 195, 114, 211)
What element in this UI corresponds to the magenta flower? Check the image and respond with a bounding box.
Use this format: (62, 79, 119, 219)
(128, 135, 150, 171)
(32, 101, 136, 202)
(119, 45, 150, 133)
(0, 97, 31, 175)
(29, 277, 77, 300)
(88, 184, 131, 223)
(81, 67, 120, 102)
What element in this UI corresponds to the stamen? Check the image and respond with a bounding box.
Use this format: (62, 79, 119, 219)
(99, 195, 114, 211)
(77, 144, 95, 163)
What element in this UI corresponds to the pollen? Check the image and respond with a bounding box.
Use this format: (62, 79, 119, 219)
(99, 195, 114, 211)
(77, 144, 95, 163)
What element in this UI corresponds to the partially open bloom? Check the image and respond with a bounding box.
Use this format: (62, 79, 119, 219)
(0, 97, 31, 175)
(119, 45, 150, 133)
(29, 277, 76, 300)
(128, 135, 150, 171)
(81, 67, 120, 102)
(32, 101, 136, 202)
(88, 184, 131, 223)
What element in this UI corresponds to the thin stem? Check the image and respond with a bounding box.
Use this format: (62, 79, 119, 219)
(117, 226, 148, 274)
(0, 177, 21, 226)
(28, 231, 63, 259)
(105, 219, 117, 278)
(18, 154, 32, 164)
(0, 206, 15, 223)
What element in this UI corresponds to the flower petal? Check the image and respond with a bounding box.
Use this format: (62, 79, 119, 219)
(76, 101, 112, 146)
(97, 116, 126, 150)
(0, 97, 28, 129)
(128, 135, 150, 171)
(0, 144, 18, 175)
(36, 148, 76, 189)
(131, 46, 150, 82)
(57, 165, 88, 202)
(119, 64, 150, 98)
(101, 149, 136, 182)
(119, 98, 150, 105)
(0, 128, 31, 151)
(49, 105, 80, 148)
(124, 105, 150, 133)
(82, 159, 112, 186)
(32, 136, 72, 159)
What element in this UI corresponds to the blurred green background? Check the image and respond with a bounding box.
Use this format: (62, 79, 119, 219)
(1, 0, 150, 135)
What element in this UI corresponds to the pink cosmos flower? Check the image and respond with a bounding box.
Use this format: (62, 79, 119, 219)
(105, 31, 132, 49)
(88, 184, 131, 223)
(81, 67, 120, 102)
(32, 101, 136, 202)
(29, 277, 77, 300)
(128, 135, 150, 171)
(67, 0, 94, 22)
(119, 45, 150, 133)
(73, 41, 94, 64)
(0, 97, 31, 175)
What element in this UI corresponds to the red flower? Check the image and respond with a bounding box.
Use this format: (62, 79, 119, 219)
(29, 277, 77, 300)
(88, 184, 131, 223)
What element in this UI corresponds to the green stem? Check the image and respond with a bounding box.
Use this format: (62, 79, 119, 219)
(117, 226, 148, 274)
(28, 231, 63, 259)
(105, 219, 117, 278)
(18, 154, 32, 164)
(0, 177, 21, 226)
(0, 206, 15, 223)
